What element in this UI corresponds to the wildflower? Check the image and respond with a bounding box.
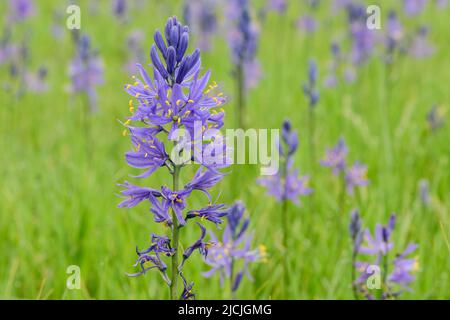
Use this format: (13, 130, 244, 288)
(24, 66, 48, 93)
(203, 201, 263, 295)
(303, 60, 320, 108)
(352, 213, 419, 299)
(409, 26, 435, 59)
(183, 0, 218, 52)
(295, 15, 318, 33)
(68, 34, 104, 113)
(347, 3, 375, 65)
(120, 16, 229, 300)
(267, 0, 287, 14)
(258, 120, 312, 205)
(404, 0, 428, 16)
(8, 0, 35, 22)
(320, 138, 348, 175)
(345, 161, 369, 195)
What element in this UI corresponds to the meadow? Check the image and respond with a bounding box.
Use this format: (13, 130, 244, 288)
(0, 0, 449, 300)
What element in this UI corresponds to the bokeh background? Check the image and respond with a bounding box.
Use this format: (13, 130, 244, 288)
(0, 0, 449, 299)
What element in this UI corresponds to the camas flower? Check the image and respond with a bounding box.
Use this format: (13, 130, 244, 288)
(267, 0, 287, 14)
(68, 34, 104, 113)
(409, 26, 435, 59)
(303, 60, 320, 108)
(183, 0, 218, 52)
(347, 3, 375, 65)
(258, 120, 312, 205)
(404, 0, 428, 16)
(203, 201, 265, 293)
(352, 214, 419, 299)
(320, 138, 348, 175)
(226, 0, 262, 91)
(345, 161, 369, 195)
(8, 0, 35, 22)
(120, 16, 230, 300)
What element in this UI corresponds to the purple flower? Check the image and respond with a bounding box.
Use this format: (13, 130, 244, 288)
(180, 273, 195, 300)
(182, 223, 216, 262)
(120, 16, 230, 299)
(345, 161, 369, 195)
(409, 26, 435, 59)
(404, 0, 428, 15)
(320, 138, 348, 175)
(226, 0, 262, 91)
(112, 0, 127, 20)
(24, 66, 48, 93)
(295, 15, 318, 33)
(385, 11, 404, 59)
(9, 0, 35, 22)
(346, 4, 376, 65)
(258, 120, 312, 205)
(68, 34, 104, 113)
(353, 214, 419, 298)
(183, 0, 217, 52)
(267, 0, 287, 14)
(303, 59, 319, 108)
(203, 202, 265, 292)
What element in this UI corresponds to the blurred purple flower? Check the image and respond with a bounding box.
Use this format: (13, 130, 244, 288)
(418, 179, 430, 206)
(258, 120, 312, 205)
(409, 26, 435, 59)
(68, 34, 104, 112)
(9, 0, 35, 22)
(203, 201, 265, 293)
(183, 0, 218, 52)
(427, 105, 445, 131)
(353, 214, 418, 299)
(345, 161, 369, 195)
(404, 0, 428, 15)
(303, 59, 320, 108)
(320, 138, 348, 175)
(24, 66, 48, 93)
(267, 0, 287, 14)
(295, 15, 318, 33)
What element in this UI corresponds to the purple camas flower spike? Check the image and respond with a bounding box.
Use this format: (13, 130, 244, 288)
(345, 161, 369, 195)
(320, 137, 348, 175)
(119, 16, 230, 300)
(258, 120, 312, 205)
(352, 213, 419, 299)
(404, 0, 428, 16)
(303, 59, 320, 108)
(203, 201, 265, 296)
(8, 0, 35, 22)
(68, 34, 104, 113)
(183, 0, 217, 52)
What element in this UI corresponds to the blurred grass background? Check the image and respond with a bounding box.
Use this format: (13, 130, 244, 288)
(0, 0, 449, 299)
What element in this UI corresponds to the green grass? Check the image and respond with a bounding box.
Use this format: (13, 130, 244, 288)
(0, 0, 449, 299)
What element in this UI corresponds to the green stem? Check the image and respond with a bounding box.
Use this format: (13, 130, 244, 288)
(281, 197, 289, 297)
(351, 248, 359, 300)
(170, 165, 181, 300)
(308, 106, 316, 174)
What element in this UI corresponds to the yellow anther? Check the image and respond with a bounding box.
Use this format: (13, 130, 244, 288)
(176, 99, 183, 106)
(144, 84, 149, 89)
(124, 119, 131, 126)
(218, 92, 223, 97)
(136, 144, 141, 151)
(135, 93, 141, 98)
(165, 100, 170, 106)
(168, 109, 173, 117)
(133, 81, 139, 86)
(220, 108, 225, 113)
(145, 153, 148, 157)
(184, 110, 191, 117)
(126, 84, 131, 89)
(188, 99, 194, 103)
(128, 99, 133, 107)
(122, 129, 128, 136)
(177, 117, 181, 124)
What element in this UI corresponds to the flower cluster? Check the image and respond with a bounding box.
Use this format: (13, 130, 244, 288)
(183, 0, 218, 52)
(8, 0, 35, 22)
(204, 201, 265, 295)
(258, 120, 312, 205)
(118, 16, 229, 300)
(321, 138, 369, 195)
(350, 211, 419, 299)
(226, 0, 262, 92)
(303, 59, 320, 108)
(68, 34, 104, 113)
